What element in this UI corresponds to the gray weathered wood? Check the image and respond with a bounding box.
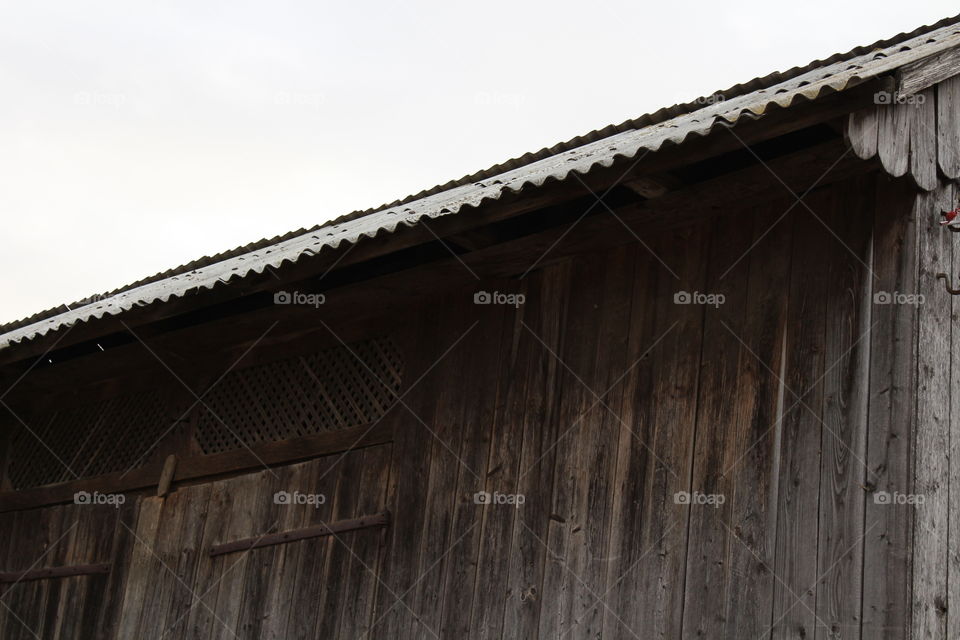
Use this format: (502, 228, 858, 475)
(720, 202, 792, 637)
(846, 106, 880, 159)
(912, 182, 953, 639)
(949, 179, 960, 640)
(153, 483, 211, 639)
(814, 176, 871, 639)
(681, 208, 754, 638)
(258, 461, 310, 640)
(878, 101, 912, 178)
(114, 498, 163, 638)
(437, 295, 509, 639)
(937, 75, 960, 179)
(156, 454, 177, 497)
(771, 195, 831, 640)
(898, 46, 960, 96)
(501, 264, 567, 640)
(335, 445, 392, 638)
(862, 175, 918, 639)
(206, 470, 268, 640)
(909, 89, 938, 191)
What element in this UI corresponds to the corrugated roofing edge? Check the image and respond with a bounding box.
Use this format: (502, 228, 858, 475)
(4, 15, 960, 351)
(6, 14, 959, 339)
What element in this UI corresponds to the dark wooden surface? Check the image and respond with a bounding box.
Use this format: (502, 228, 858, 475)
(0, 167, 955, 639)
(0, 420, 393, 512)
(0, 563, 110, 584)
(208, 510, 389, 556)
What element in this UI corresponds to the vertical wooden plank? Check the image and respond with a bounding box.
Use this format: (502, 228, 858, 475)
(500, 264, 569, 640)
(436, 291, 509, 639)
(913, 182, 953, 640)
(42, 505, 106, 640)
(133, 491, 188, 639)
(719, 199, 793, 638)
(180, 480, 232, 640)
(680, 208, 754, 638)
(599, 237, 660, 640)
(949, 181, 960, 640)
(909, 89, 938, 191)
(233, 470, 283, 639)
(555, 246, 635, 640)
(862, 175, 918, 639)
(259, 461, 311, 640)
(771, 194, 831, 640)
(37, 506, 79, 640)
(153, 484, 212, 640)
(467, 276, 533, 640)
(603, 223, 709, 640)
(70, 505, 117, 640)
(2, 509, 37, 640)
(395, 292, 472, 640)
(936, 75, 960, 179)
(878, 102, 912, 178)
(537, 251, 609, 639)
(4, 506, 63, 640)
(0, 509, 18, 637)
(814, 176, 873, 639)
(96, 497, 142, 639)
(846, 107, 880, 160)
(315, 452, 366, 638)
(368, 315, 443, 639)
(114, 497, 163, 638)
(207, 469, 271, 640)
(335, 444, 393, 639)
(280, 455, 344, 638)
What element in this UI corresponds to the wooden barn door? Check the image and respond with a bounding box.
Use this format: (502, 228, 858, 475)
(0, 501, 124, 639)
(111, 445, 391, 639)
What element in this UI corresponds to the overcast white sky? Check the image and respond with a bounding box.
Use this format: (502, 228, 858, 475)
(1, 1, 957, 324)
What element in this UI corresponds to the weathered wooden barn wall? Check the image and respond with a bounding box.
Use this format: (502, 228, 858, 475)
(0, 171, 955, 639)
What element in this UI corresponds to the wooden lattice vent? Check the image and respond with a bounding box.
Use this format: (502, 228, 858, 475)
(194, 336, 404, 455)
(7, 389, 179, 490)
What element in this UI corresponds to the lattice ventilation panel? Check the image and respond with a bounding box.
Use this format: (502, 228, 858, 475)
(7, 389, 179, 490)
(194, 336, 404, 455)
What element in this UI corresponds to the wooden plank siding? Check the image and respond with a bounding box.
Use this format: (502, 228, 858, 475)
(1, 168, 958, 640)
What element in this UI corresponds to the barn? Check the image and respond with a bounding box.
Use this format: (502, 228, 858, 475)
(2, 15, 960, 640)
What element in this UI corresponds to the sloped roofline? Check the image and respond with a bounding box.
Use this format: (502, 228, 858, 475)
(3, 14, 960, 350)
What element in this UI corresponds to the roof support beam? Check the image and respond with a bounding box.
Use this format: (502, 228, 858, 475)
(898, 46, 960, 96)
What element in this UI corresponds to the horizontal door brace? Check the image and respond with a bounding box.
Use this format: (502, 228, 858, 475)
(209, 510, 390, 557)
(0, 562, 111, 583)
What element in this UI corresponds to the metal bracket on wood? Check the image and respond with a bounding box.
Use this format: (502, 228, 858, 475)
(209, 510, 390, 557)
(936, 273, 960, 294)
(0, 563, 111, 583)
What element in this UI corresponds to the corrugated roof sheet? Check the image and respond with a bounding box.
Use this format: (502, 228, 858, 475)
(4, 15, 960, 351)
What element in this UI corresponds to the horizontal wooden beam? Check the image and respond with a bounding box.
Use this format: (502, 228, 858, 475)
(0, 562, 111, 583)
(0, 420, 393, 513)
(898, 47, 960, 96)
(209, 510, 390, 556)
